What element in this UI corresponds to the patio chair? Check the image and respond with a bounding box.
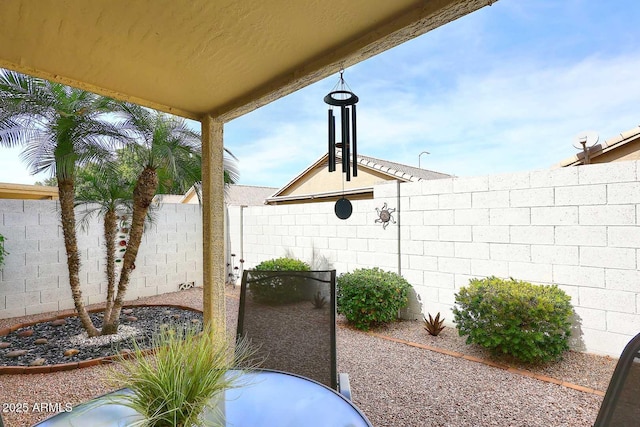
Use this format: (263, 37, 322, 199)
(236, 269, 351, 399)
(593, 332, 640, 426)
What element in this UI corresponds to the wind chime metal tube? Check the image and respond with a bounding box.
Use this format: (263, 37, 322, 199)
(351, 104, 358, 177)
(325, 92, 358, 181)
(328, 110, 336, 172)
(341, 105, 351, 181)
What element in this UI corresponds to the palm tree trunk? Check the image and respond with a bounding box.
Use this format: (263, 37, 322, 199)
(104, 167, 158, 332)
(101, 209, 118, 334)
(58, 179, 100, 337)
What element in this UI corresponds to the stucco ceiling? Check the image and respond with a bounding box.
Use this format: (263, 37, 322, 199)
(0, 0, 492, 122)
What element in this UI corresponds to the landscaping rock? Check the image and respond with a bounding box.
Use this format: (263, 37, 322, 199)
(30, 358, 46, 366)
(64, 349, 80, 357)
(0, 306, 202, 367)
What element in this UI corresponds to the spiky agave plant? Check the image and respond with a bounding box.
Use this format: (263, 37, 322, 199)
(312, 291, 327, 309)
(424, 312, 446, 336)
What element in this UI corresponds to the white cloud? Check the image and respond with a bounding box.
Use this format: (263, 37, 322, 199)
(224, 47, 640, 186)
(3, 0, 639, 189)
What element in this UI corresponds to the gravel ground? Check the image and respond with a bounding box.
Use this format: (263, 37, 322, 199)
(0, 287, 613, 427)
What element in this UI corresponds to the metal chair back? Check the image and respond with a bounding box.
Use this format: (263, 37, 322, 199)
(237, 269, 337, 389)
(594, 332, 640, 426)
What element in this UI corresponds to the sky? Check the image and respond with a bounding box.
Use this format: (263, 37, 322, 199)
(1, 0, 640, 188)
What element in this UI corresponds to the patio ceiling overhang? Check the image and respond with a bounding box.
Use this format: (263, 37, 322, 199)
(0, 0, 494, 327)
(0, 0, 492, 122)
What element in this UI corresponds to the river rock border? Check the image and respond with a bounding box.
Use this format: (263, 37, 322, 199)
(0, 304, 203, 375)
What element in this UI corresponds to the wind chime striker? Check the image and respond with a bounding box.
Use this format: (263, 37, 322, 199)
(325, 70, 359, 219)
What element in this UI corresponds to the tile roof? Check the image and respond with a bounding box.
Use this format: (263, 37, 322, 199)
(355, 153, 453, 181)
(267, 150, 452, 202)
(224, 184, 278, 206)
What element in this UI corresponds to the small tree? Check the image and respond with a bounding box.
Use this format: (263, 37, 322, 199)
(100, 103, 239, 334)
(0, 69, 125, 337)
(0, 70, 240, 336)
(74, 163, 139, 334)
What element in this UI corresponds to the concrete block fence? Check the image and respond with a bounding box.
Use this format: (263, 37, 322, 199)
(0, 201, 203, 319)
(231, 161, 640, 357)
(2, 161, 640, 357)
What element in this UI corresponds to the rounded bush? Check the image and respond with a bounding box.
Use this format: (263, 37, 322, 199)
(337, 267, 411, 330)
(251, 257, 311, 304)
(254, 257, 311, 272)
(453, 276, 573, 363)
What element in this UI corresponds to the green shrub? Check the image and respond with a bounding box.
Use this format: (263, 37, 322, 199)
(0, 234, 7, 271)
(453, 276, 573, 363)
(251, 257, 311, 304)
(254, 257, 311, 272)
(337, 267, 412, 330)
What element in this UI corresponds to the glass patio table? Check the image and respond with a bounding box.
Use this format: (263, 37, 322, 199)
(32, 369, 373, 427)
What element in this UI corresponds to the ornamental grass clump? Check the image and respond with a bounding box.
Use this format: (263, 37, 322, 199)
(337, 267, 412, 331)
(453, 276, 573, 364)
(107, 323, 256, 427)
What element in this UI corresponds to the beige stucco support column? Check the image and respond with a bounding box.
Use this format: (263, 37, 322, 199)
(201, 115, 226, 330)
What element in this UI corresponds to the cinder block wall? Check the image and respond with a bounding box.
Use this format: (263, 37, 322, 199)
(233, 161, 640, 357)
(0, 201, 203, 319)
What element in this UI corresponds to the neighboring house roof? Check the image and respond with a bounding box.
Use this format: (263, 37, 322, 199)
(0, 182, 58, 200)
(176, 184, 277, 206)
(556, 125, 640, 167)
(224, 184, 278, 206)
(266, 151, 452, 205)
(357, 153, 453, 181)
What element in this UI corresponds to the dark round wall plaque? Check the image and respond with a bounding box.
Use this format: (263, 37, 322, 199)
(335, 197, 352, 220)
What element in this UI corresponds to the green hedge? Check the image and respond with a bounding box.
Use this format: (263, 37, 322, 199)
(337, 267, 411, 330)
(250, 257, 311, 304)
(254, 257, 310, 272)
(453, 276, 573, 363)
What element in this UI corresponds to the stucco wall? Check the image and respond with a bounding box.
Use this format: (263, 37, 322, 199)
(0, 201, 203, 319)
(282, 163, 391, 196)
(231, 161, 640, 357)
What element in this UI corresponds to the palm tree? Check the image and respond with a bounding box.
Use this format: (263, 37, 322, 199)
(74, 163, 138, 334)
(101, 103, 239, 334)
(0, 70, 125, 337)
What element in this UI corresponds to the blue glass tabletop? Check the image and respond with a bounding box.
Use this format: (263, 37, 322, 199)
(32, 369, 373, 427)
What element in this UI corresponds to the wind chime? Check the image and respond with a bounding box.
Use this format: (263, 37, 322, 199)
(325, 70, 359, 220)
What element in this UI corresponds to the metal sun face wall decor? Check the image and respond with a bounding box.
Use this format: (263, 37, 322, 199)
(325, 70, 359, 220)
(375, 202, 396, 229)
